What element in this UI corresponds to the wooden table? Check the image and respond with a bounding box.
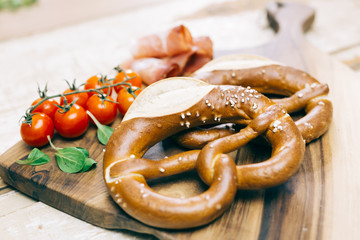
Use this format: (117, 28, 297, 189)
(1, 0, 360, 239)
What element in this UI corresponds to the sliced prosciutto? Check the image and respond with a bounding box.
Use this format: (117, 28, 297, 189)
(122, 58, 180, 85)
(131, 25, 193, 59)
(122, 25, 213, 85)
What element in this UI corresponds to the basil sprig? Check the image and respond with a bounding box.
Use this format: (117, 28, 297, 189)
(86, 110, 114, 145)
(50, 140, 97, 173)
(16, 138, 97, 173)
(55, 147, 96, 173)
(16, 148, 50, 166)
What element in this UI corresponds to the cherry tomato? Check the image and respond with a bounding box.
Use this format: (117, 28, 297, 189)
(85, 74, 112, 97)
(54, 104, 89, 138)
(60, 88, 88, 108)
(21, 113, 54, 147)
(31, 98, 59, 120)
(86, 94, 117, 125)
(117, 87, 142, 116)
(113, 69, 142, 93)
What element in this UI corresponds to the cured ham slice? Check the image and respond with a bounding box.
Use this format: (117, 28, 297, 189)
(122, 25, 213, 85)
(131, 25, 193, 59)
(122, 58, 180, 85)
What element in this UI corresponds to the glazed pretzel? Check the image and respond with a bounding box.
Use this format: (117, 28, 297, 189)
(104, 77, 305, 229)
(175, 54, 333, 148)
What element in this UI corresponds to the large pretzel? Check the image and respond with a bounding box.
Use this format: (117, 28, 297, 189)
(104, 77, 305, 229)
(175, 54, 333, 148)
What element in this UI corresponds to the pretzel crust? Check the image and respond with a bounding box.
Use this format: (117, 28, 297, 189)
(177, 54, 333, 147)
(104, 77, 304, 229)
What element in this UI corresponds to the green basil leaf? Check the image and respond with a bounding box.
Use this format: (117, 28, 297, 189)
(86, 110, 114, 145)
(55, 147, 85, 173)
(16, 148, 50, 166)
(97, 124, 114, 145)
(75, 147, 89, 158)
(80, 158, 97, 172)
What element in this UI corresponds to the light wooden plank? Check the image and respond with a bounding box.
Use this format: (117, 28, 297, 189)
(0, 201, 152, 240)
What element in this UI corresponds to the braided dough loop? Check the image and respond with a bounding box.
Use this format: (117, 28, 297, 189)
(104, 77, 304, 229)
(180, 54, 332, 147)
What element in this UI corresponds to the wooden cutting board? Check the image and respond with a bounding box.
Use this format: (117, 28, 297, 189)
(1, 2, 360, 240)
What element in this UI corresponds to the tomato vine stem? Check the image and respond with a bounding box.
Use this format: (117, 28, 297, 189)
(27, 77, 139, 116)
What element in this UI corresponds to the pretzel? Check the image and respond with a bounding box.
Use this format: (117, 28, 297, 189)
(175, 54, 333, 148)
(103, 77, 305, 229)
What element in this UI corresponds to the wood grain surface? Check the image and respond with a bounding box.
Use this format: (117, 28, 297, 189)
(1, 2, 360, 240)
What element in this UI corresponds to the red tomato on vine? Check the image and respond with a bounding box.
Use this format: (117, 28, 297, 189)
(86, 94, 117, 125)
(113, 68, 142, 93)
(85, 74, 112, 97)
(117, 87, 142, 116)
(54, 104, 89, 138)
(20, 113, 54, 147)
(60, 79, 88, 108)
(31, 98, 59, 120)
(60, 88, 88, 108)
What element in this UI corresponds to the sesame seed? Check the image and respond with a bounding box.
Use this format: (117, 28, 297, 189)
(181, 113, 185, 119)
(130, 154, 136, 158)
(185, 121, 190, 128)
(186, 112, 191, 117)
(318, 101, 325, 106)
(142, 193, 149, 198)
(298, 93, 304, 98)
(159, 167, 165, 173)
(273, 120, 281, 127)
(178, 157, 182, 161)
(241, 93, 245, 97)
(231, 72, 236, 78)
(196, 111, 200, 117)
(252, 103, 258, 110)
